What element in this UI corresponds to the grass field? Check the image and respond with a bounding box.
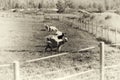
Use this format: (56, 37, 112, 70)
(0, 12, 120, 80)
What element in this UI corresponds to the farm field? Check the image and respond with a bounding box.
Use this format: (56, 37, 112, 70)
(0, 12, 120, 80)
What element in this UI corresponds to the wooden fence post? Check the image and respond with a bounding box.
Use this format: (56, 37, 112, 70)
(115, 26, 117, 45)
(85, 20, 86, 31)
(87, 20, 89, 32)
(87, 20, 90, 33)
(96, 22, 98, 37)
(80, 18, 82, 30)
(83, 19, 85, 30)
(82, 19, 84, 30)
(92, 22, 94, 34)
(90, 21, 91, 33)
(100, 42, 105, 80)
(107, 26, 110, 42)
(101, 26, 104, 39)
(13, 61, 20, 80)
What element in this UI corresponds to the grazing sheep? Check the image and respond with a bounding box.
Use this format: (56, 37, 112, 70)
(45, 35, 68, 52)
(19, 9, 24, 12)
(11, 9, 17, 12)
(44, 24, 58, 31)
(45, 35, 58, 41)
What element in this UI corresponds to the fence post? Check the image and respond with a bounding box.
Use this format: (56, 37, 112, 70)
(81, 19, 83, 30)
(115, 26, 117, 46)
(101, 26, 104, 39)
(89, 21, 91, 33)
(88, 20, 89, 33)
(13, 61, 20, 80)
(80, 18, 82, 30)
(107, 26, 110, 42)
(83, 19, 85, 30)
(100, 42, 105, 80)
(87, 20, 89, 32)
(85, 20, 86, 31)
(96, 22, 98, 37)
(92, 22, 94, 34)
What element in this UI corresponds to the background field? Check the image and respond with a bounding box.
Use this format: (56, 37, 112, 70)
(0, 12, 120, 80)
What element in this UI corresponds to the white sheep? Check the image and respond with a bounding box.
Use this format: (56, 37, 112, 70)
(45, 35, 68, 52)
(44, 24, 58, 31)
(11, 9, 17, 12)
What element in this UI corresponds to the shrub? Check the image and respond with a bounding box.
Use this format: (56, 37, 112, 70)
(115, 10, 120, 15)
(56, 1, 66, 13)
(15, 3, 19, 8)
(105, 15, 112, 20)
(65, 0, 75, 9)
(90, 15, 95, 20)
(92, 2, 97, 9)
(38, 3, 42, 9)
(78, 5, 85, 9)
(98, 4, 105, 13)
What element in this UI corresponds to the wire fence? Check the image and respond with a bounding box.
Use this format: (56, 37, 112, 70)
(60, 16, 119, 45)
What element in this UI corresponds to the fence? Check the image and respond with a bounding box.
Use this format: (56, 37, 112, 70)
(0, 42, 120, 80)
(59, 16, 120, 45)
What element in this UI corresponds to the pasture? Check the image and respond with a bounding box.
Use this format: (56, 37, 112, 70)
(0, 12, 120, 80)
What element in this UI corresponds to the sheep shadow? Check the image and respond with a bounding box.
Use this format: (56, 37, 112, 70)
(40, 29, 46, 31)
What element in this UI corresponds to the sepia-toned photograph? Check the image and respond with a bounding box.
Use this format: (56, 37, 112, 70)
(0, 0, 120, 80)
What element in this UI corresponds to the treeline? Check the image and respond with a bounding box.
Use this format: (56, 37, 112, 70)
(0, 0, 120, 12)
(0, 0, 56, 9)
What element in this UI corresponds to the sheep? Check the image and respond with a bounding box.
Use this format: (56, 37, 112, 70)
(19, 9, 24, 12)
(45, 35, 58, 41)
(11, 9, 17, 12)
(45, 35, 68, 52)
(44, 24, 58, 31)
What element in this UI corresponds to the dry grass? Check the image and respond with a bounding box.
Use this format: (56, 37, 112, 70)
(0, 12, 120, 80)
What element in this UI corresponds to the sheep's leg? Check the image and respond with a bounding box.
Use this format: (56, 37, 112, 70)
(45, 45, 52, 52)
(58, 46, 62, 52)
(50, 46, 52, 51)
(45, 46, 48, 52)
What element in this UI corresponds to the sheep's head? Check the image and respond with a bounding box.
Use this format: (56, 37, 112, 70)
(58, 37, 68, 45)
(44, 24, 49, 30)
(63, 37, 68, 42)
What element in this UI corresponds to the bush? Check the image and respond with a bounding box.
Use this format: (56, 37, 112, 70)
(78, 5, 85, 9)
(65, 0, 75, 9)
(115, 10, 120, 15)
(15, 3, 19, 8)
(56, 1, 66, 13)
(38, 3, 42, 9)
(98, 4, 105, 12)
(105, 15, 112, 20)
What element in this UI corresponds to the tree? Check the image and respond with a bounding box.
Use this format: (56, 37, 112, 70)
(65, 0, 74, 8)
(15, 3, 19, 8)
(78, 5, 84, 9)
(98, 4, 105, 12)
(38, 3, 42, 9)
(92, 2, 97, 9)
(56, 1, 65, 13)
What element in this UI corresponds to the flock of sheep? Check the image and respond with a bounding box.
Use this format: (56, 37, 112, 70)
(44, 24, 68, 52)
